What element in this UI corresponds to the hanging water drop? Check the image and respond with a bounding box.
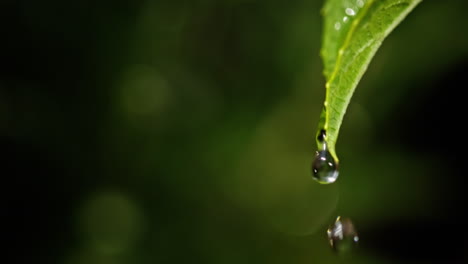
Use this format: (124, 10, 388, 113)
(327, 216, 359, 253)
(312, 129, 339, 184)
(312, 149, 339, 184)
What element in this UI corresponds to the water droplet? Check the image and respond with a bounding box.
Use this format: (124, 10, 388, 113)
(343, 16, 349, 23)
(327, 216, 359, 253)
(345, 8, 356, 16)
(312, 149, 339, 184)
(357, 0, 365, 8)
(334, 22, 341, 30)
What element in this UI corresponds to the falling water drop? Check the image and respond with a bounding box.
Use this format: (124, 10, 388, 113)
(312, 129, 339, 184)
(327, 216, 359, 253)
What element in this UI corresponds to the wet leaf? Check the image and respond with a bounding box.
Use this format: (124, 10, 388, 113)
(318, 0, 422, 160)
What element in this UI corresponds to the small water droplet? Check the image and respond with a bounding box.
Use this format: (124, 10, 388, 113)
(357, 0, 365, 8)
(343, 16, 349, 23)
(345, 8, 356, 16)
(327, 216, 359, 253)
(312, 149, 339, 184)
(334, 22, 341, 30)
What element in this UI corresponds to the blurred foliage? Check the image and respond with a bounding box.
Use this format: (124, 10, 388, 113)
(1, 0, 467, 263)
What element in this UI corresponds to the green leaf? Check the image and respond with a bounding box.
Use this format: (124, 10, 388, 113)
(318, 0, 422, 160)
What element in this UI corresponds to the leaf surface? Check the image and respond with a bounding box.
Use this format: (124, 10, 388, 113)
(318, 0, 422, 160)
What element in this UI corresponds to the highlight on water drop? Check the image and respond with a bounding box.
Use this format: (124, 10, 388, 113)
(327, 216, 359, 253)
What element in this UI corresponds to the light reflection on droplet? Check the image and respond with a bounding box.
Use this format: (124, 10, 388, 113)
(345, 8, 356, 16)
(357, 0, 365, 8)
(334, 22, 341, 30)
(343, 16, 349, 23)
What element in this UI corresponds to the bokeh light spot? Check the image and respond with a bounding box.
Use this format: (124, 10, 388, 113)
(118, 65, 171, 119)
(78, 192, 145, 255)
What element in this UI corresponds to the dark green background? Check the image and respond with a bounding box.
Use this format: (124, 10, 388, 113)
(2, 0, 467, 263)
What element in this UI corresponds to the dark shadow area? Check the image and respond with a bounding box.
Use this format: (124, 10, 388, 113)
(368, 60, 468, 263)
(2, 140, 77, 264)
(360, 218, 466, 263)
